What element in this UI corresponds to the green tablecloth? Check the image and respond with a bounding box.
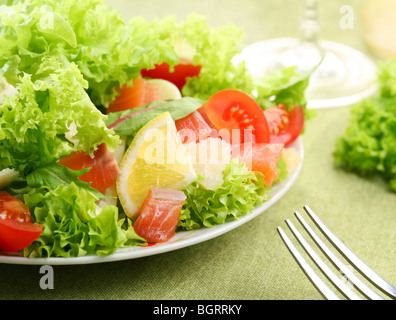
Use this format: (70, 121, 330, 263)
(1, 0, 395, 301)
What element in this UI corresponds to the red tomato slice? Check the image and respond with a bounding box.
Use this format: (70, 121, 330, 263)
(0, 191, 32, 223)
(106, 78, 160, 114)
(203, 89, 270, 144)
(0, 218, 42, 252)
(263, 104, 304, 146)
(141, 59, 201, 91)
(58, 143, 120, 193)
(175, 111, 213, 143)
(232, 143, 284, 186)
(133, 187, 186, 243)
(0, 192, 42, 252)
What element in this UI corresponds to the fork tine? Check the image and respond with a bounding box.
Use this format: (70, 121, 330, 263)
(285, 217, 362, 300)
(294, 211, 383, 300)
(303, 205, 396, 300)
(277, 226, 341, 300)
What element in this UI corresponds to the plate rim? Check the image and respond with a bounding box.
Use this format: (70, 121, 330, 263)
(0, 138, 304, 265)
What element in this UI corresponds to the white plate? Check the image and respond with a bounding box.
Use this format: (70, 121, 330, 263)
(0, 139, 303, 265)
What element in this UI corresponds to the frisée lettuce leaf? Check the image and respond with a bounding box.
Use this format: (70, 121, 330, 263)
(178, 159, 271, 230)
(0, 0, 178, 107)
(334, 59, 396, 191)
(0, 62, 120, 176)
(6, 160, 146, 258)
(0, 0, 308, 258)
(155, 14, 311, 116)
(23, 182, 145, 258)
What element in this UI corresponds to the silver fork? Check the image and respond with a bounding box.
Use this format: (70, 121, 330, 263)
(277, 205, 396, 300)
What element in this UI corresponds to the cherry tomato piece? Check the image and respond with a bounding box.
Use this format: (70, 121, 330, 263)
(264, 104, 304, 146)
(0, 192, 42, 252)
(0, 218, 42, 252)
(0, 191, 31, 223)
(141, 59, 201, 91)
(203, 89, 270, 144)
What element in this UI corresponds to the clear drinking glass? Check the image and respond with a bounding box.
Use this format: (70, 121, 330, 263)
(234, 0, 378, 108)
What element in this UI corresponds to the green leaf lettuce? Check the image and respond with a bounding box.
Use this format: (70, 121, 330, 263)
(0, 62, 119, 175)
(178, 159, 271, 230)
(334, 59, 396, 191)
(23, 182, 145, 258)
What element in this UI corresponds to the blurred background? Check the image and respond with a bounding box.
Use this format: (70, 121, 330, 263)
(109, 0, 396, 62)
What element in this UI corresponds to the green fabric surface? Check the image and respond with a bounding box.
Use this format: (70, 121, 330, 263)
(1, 0, 395, 300)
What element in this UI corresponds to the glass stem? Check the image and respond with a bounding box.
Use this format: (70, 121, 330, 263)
(300, 0, 321, 46)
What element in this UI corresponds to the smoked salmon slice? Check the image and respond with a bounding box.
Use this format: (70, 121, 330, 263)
(231, 143, 284, 186)
(133, 187, 187, 243)
(58, 143, 120, 193)
(106, 78, 160, 114)
(175, 111, 213, 143)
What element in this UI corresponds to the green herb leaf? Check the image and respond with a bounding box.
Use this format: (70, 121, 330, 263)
(26, 162, 103, 198)
(106, 97, 203, 137)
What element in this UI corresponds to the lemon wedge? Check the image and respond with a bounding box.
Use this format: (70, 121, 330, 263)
(116, 112, 197, 219)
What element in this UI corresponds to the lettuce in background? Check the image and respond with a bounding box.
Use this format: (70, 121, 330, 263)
(334, 59, 396, 191)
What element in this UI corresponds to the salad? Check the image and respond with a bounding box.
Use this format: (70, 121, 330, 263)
(0, 0, 310, 258)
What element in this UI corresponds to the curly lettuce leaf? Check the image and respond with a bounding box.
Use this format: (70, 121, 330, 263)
(334, 59, 396, 191)
(153, 14, 311, 118)
(178, 159, 270, 230)
(0, 0, 178, 106)
(23, 182, 145, 258)
(0, 1, 309, 112)
(7, 160, 145, 258)
(253, 65, 313, 116)
(0, 62, 119, 175)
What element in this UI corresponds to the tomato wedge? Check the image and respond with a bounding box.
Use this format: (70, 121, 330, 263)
(263, 104, 304, 146)
(141, 59, 201, 91)
(203, 89, 270, 144)
(0, 219, 43, 252)
(58, 143, 120, 193)
(0, 191, 42, 252)
(106, 78, 160, 114)
(0, 191, 31, 223)
(232, 143, 284, 186)
(133, 187, 187, 243)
